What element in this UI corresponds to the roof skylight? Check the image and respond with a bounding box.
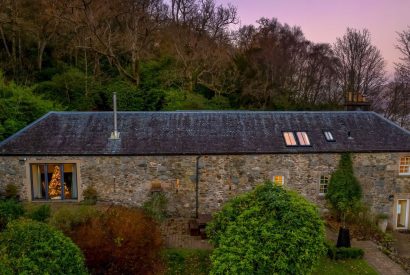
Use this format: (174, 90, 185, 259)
(324, 131, 335, 142)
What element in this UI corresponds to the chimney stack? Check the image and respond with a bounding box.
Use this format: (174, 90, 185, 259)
(109, 92, 120, 139)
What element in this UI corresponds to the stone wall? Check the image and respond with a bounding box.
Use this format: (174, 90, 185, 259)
(0, 153, 409, 221)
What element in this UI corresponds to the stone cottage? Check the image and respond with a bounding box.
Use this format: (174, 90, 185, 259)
(0, 111, 410, 229)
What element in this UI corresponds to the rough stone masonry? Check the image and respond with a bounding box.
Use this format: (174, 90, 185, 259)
(1, 152, 409, 227)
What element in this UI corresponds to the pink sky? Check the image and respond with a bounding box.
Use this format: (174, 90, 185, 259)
(217, 0, 410, 76)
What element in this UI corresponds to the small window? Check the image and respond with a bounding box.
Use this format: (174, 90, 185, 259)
(296, 132, 310, 146)
(319, 175, 330, 195)
(273, 175, 284, 186)
(283, 132, 297, 146)
(324, 131, 335, 142)
(399, 157, 410, 175)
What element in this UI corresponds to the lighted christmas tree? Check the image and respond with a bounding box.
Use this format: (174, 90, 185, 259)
(48, 165, 70, 199)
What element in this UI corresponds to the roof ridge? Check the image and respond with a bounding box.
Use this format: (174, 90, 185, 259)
(51, 110, 371, 114)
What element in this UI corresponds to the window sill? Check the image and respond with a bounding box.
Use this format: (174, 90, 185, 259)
(31, 199, 80, 203)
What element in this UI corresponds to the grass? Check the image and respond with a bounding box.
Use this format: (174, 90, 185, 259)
(312, 257, 377, 275)
(163, 248, 212, 275)
(163, 248, 378, 275)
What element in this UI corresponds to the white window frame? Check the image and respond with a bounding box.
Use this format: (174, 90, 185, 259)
(273, 175, 284, 186)
(399, 156, 410, 175)
(323, 131, 335, 142)
(396, 199, 409, 230)
(319, 175, 330, 195)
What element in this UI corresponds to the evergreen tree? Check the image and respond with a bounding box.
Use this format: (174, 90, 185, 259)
(326, 153, 362, 227)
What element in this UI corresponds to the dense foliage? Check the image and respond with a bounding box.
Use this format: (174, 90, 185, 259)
(0, 219, 87, 274)
(26, 204, 51, 222)
(0, 199, 25, 231)
(143, 192, 169, 222)
(0, 0, 408, 140)
(69, 206, 163, 274)
(326, 153, 363, 223)
(206, 181, 326, 274)
(0, 72, 62, 140)
(49, 205, 99, 233)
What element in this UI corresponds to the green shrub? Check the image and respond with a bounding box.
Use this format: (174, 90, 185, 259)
(4, 183, 19, 199)
(206, 181, 326, 274)
(69, 206, 163, 274)
(82, 185, 98, 205)
(326, 241, 364, 260)
(0, 200, 25, 230)
(326, 153, 362, 224)
(26, 204, 51, 222)
(0, 219, 87, 274)
(336, 247, 364, 259)
(49, 205, 99, 233)
(143, 192, 168, 222)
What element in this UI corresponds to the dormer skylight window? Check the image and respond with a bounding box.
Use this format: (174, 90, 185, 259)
(283, 131, 311, 146)
(324, 131, 335, 142)
(296, 132, 310, 146)
(283, 132, 297, 146)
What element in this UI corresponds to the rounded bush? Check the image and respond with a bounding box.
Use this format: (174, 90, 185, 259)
(206, 181, 326, 274)
(0, 219, 87, 274)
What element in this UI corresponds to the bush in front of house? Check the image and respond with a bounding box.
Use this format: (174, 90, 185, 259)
(206, 181, 326, 274)
(326, 153, 362, 224)
(4, 183, 19, 199)
(0, 199, 25, 231)
(143, 192, 168, 222)
(69, 205, 163, 274)
(325, 241, 364, 260)
(0, 219, 87, 274)
(81, 185, 98, 205)
(26, 204, 51, 222)
(49, 205, 99, 233)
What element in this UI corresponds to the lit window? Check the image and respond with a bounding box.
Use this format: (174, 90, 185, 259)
(296, 132, 310, 146)
(324, 131, 335, 142)
(283, 132, 297, 146)
(399, 157, 410, 175)
(319, 175, 330, 195)
(31, 163, 78, 200)
(273, 176, 284, 186)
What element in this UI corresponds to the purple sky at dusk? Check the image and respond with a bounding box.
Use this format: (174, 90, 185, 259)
(217, 0, 410, 76)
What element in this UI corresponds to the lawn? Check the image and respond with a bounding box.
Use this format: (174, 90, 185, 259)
(163, 248, 378, 275)
(312, 257, 378, 275)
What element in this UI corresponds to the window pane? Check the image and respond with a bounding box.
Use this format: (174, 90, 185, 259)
(31, 164, 46, 199)
(48, 164, 62, 200)
(274, 176, 284, 186)
(63, 164, 77, 199)
(319, 175, 329, 194)
(297, 132, 310, 146)
(283, 132, 297, 146)
(399, 157, 410, 175)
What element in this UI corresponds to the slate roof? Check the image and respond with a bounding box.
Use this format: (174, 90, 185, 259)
(0, 111, 409, 155)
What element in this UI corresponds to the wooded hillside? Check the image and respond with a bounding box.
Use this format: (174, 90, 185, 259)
(0, 0, 409, 140)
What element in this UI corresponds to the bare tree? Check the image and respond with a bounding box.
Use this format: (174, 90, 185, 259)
(334, 28, 386, 104)
(379, 27, 410, 129)
(167, 0, 237, 92)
